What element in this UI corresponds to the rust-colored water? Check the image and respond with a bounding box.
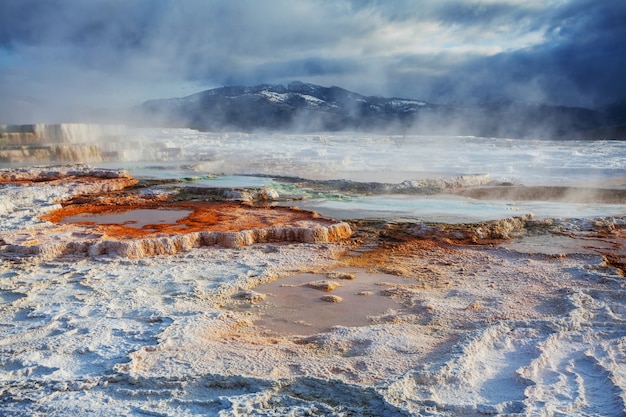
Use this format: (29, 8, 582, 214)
(229, 268, 412, 336)
(60, 208, 193, 231)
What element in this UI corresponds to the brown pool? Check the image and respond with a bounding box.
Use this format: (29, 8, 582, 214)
(228, 268, 413, 336)
(60, 209, 193, 230)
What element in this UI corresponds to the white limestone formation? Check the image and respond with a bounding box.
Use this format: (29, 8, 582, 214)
(3, 223, 352, 260)
(0, 123, 126, 145)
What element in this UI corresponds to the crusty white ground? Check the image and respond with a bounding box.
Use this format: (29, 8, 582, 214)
(2, 237, 625, 416)
(1, 169, 625, 416)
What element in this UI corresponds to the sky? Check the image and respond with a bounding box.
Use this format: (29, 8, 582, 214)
(1, 0, 625, 123)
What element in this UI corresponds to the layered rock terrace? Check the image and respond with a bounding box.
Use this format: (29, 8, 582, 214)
(0, 166, 352, 259)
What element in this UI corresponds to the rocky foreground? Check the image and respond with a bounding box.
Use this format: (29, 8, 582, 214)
(0, 166, 625, 416)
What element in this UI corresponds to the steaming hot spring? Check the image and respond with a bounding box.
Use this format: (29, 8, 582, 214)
(1, 127, 626, 416)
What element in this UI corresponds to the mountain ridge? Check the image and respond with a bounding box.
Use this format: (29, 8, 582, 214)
(136, 82, 624, 139)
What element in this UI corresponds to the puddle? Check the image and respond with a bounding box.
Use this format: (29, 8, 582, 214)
(60, 209, 192, 230)
(185, 175, 276, 188)
(228, 268, 413, 336)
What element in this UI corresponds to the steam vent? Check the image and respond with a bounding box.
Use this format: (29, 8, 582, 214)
(0, 166, 351, 259)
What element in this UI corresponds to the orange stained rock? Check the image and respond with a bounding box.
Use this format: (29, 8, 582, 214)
(42, 200, 340, 240)
(0, 174, 136, 187)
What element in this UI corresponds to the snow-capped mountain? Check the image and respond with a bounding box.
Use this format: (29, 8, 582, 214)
(136, 82, 611, 138)
(138, 81, 432, 132)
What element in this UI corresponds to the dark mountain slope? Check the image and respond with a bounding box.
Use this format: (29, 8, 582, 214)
(136, 81, 617, 138)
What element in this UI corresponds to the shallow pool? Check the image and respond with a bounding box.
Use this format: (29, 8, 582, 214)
(60, 208, 193, 229)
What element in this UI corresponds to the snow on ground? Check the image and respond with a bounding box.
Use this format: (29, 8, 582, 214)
(1, 132, 626, 416)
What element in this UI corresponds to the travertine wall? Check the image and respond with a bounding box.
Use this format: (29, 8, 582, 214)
(0, 123, 126, 145)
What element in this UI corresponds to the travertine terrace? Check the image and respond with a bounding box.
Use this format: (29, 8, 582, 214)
(0, 166, 351, 260)
(1, 158, 625, 416)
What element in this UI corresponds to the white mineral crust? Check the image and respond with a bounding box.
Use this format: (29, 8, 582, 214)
(1, 135, 625, 416)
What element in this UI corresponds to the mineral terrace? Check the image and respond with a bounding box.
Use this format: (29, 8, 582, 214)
(1, 165, 625, 416)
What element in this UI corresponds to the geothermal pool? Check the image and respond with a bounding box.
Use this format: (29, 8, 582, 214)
(60, 208, 193, 229)
(227, 268, 410, 336)
(90, 130, 626, 223)
(1, 130, 625, 416)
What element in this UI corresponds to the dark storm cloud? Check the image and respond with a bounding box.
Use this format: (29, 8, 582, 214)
(541, 0, 626, 106)
(0, 0, 624, 122)
(392, 0, 626, 107)
(0, 1, 160, 59)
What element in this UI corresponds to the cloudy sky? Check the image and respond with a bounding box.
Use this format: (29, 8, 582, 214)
(1, 0, 625, 122)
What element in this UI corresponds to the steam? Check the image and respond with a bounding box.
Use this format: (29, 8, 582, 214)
(1, 1, 625, 124)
